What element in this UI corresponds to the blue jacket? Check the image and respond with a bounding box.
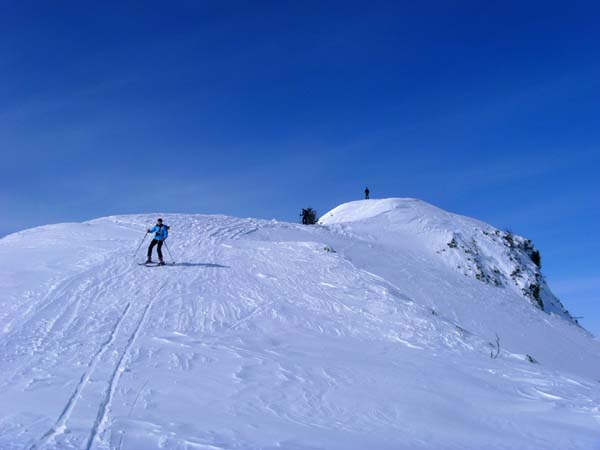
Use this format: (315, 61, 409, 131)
(149, 225, 168, 241)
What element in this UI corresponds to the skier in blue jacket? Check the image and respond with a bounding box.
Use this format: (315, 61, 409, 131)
(146, 218, 169, 265)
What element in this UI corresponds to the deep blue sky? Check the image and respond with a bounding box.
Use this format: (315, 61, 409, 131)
(1, 1, 599, 333)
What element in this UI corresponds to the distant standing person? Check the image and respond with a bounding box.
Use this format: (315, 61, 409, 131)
(365, 187, 370, 199)
(146, 218, 169, 265)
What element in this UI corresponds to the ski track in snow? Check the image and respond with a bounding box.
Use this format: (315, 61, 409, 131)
(0, 206, 599, 449)
(7, 217, 266, 450)
(30, 302, 132, 450)
(85, 291, 159, 450)
(23, 266, 169, 450)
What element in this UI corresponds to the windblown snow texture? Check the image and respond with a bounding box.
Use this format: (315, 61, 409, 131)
(0, 199, 598, 450)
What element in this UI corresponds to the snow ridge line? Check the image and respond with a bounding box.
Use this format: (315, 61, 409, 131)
(28, 302, 132, 450)
(84, 284, 165, 450)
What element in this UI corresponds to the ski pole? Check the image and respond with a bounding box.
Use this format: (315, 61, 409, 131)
(133, 231, 149, 258)
(163, 240, 175, 264)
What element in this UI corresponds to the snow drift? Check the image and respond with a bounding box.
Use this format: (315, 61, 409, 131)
(0, 198, 598, 450)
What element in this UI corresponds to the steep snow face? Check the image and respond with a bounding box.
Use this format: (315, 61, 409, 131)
(320, 198, 572, 319)
(0, 204, 599, 450)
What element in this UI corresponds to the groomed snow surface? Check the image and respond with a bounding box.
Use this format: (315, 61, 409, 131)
(0, 198, 598, 450)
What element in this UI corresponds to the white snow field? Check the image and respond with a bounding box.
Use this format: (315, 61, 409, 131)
(0, 198, 599, 450)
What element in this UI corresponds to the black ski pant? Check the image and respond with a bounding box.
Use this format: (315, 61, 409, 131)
(147, 239, 164, 261)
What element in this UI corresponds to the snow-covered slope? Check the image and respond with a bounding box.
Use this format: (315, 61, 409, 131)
(0, 199, 599, 450)
(320, 198, 573, 318)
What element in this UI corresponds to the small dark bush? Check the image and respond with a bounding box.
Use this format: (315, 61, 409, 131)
(300, 207, 318, 225)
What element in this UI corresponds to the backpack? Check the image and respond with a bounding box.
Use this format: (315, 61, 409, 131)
(155, 224, 169, 240)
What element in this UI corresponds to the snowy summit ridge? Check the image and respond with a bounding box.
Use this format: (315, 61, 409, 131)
(0, 198, 598, 450)
(320, 198, 573, 320)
